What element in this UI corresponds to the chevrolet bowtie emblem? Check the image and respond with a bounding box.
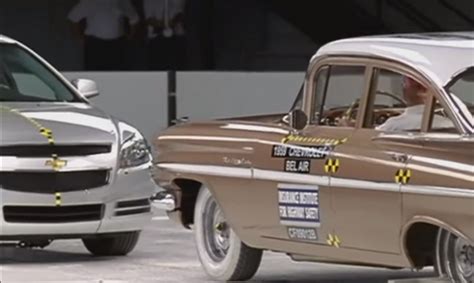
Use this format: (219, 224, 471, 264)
(45, 157, 67, 171)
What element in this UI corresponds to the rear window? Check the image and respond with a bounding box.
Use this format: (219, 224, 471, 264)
(446, 67, 474, 126)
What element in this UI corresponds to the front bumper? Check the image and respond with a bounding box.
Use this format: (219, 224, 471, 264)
(0, 163, 157, 239)
(150, 191, 176, 211)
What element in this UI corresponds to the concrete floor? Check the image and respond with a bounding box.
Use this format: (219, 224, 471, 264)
(0, 211, 437, 283)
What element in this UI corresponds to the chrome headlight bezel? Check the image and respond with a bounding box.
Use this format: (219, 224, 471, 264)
(119, 133, 151, 169)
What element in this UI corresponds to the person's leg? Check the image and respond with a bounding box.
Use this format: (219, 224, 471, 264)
(90, 37, 112, 71)
(161, 36, 176, 70)
(149, 35, 169, 70)
(148, 37, 160, 70)
(116, 37, 131, 70)
(84, 36, 100, 70)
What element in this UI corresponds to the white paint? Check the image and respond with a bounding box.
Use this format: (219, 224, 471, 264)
(220, 123, 289, 134)
(158, 163, 252, 179)
(330, 178, 400, 193)
(278, 183, 319, 191)
(152, 216, 170, 221)
(157, 162, 474, 199)
(157, 135, 279, 146)
(402, 185, 474, 198)
(316, 33, 474, 86)
(254, 168, 329, 186)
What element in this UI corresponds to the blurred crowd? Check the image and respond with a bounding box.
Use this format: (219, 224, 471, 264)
(68, 0, 187, 71)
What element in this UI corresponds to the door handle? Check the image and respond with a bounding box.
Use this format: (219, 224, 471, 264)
(389, 153, 408, 163)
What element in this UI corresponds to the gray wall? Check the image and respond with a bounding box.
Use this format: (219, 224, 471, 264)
(63, 72, 168, 141)
(176, 72, 304, 120)
(62, 71, 305, 140)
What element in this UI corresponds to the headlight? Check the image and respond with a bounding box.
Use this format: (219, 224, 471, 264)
(120, 133, 151, 168)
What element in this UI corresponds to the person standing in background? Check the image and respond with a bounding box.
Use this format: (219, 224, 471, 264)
(68, 0, 140, 70)
(144, 0, 187, 70)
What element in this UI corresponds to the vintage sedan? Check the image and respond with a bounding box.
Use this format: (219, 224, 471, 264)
(0, 35, 156, 255)
(152, 32, 473, 283)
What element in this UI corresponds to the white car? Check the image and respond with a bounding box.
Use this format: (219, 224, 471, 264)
(0, 35, 156, 256)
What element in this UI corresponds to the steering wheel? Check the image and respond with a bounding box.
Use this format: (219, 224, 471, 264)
(0, 83, 11, 89)
(372, 91, 407, 125)
(339, 98, 360, 126)
(335, 91, 407, 127)
(375, 91, 407, 107)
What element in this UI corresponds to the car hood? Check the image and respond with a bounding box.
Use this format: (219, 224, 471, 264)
(0, 102, 117, 146)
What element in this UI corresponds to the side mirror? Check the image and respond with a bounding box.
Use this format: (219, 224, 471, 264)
(71, 78, 99, 99)
(288, 109, 308, 130)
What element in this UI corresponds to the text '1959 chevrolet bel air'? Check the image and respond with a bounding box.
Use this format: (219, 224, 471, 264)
(0, 35, 156, 256)
(152, 32, 473, 282)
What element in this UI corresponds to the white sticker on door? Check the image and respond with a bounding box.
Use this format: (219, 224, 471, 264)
(277, 183, 320, 228)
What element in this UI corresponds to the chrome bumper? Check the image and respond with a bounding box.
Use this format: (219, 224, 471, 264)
(150, 191, 176, 211)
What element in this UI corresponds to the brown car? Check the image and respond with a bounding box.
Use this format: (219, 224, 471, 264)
(152, 32, 474, 283)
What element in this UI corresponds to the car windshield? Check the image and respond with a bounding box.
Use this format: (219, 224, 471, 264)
(446, 67, 474, 127)
(0, 44, 78, 102)
(290, 83, 304, 111)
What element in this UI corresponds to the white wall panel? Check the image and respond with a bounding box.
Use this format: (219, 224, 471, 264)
(176, 72, 305, 121)
(63, 72, 168, 142)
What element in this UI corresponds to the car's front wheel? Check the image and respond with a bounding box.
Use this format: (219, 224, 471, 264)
(436, 229, 473, 283)
(82, 231, 141, 256)
(194, 185, 263, 281)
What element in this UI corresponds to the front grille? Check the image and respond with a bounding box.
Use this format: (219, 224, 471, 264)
(115, 207, 151, 216)
(3, 204, 104, 223)
(0, 170, 109, 193)
(0, 144, 111, 157)
(116, 198, 150, 208)
(114, 198, 151, 217)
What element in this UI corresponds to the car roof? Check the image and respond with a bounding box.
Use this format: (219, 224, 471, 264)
(0, 35, 16, 44)
(315, 32, 474, 87)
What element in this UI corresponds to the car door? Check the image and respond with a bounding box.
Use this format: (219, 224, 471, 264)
(249, 67, 335, 247)
(254, 63, 372, 248)
(330, 65, 434, 254)
(402, 83, 474, 242)
(296, 64, 368, 250)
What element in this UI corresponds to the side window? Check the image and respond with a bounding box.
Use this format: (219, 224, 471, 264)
(312, 65, 366, 127)
(312, 66, 329, 123)
(368, 68, 431, 132)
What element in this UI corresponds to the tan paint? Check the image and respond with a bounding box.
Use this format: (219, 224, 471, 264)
(152, 52, 473, 270)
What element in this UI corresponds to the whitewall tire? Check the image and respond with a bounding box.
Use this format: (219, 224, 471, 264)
(194, 186, 263, 281)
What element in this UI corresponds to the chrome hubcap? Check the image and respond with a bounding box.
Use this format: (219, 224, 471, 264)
(203, 199, 230, 262)
(454, 238, 474, 280)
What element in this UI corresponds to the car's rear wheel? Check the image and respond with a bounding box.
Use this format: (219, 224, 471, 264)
(194, 185, 263, 281)
(82, 231, 140, 256)
(436, 229, 473, 283)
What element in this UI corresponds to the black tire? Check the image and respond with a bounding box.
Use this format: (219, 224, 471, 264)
(194, 186, 263, 281)
(83, 231, 141, 256)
